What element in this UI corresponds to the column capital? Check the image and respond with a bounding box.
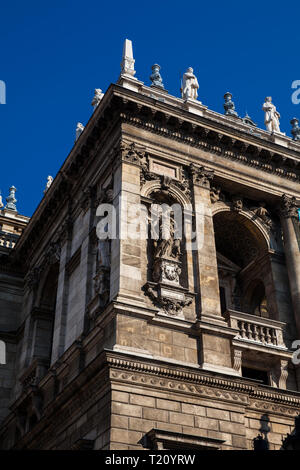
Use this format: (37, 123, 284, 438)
(113, 141, 146, 170)
(189, 163, 214, 189)
(280, 194, 299, 219)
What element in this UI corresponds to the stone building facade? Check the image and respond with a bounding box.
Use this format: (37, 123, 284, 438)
(0, 47, 300, 450)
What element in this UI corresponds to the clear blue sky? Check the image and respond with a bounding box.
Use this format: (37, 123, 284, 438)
(1, 0, 299, 216)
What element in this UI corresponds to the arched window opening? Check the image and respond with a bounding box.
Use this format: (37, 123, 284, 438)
(213, 211, 272, 317)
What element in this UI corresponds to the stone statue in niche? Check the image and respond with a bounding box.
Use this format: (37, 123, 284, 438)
(262, 97, 281, 133)
(152, 215, 182, 286)
(93, 230, 111, 303)
(153, 217, 181, 260)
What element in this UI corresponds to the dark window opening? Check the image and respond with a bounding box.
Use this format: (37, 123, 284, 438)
(220, 286, 227, 314)
(242, 367, 269, 385)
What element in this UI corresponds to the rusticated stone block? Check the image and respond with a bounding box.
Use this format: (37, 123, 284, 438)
(156, 398, 181, 411)
(170, 411, 194, 426)
(110, 428, 142, 445)
(111, 403, 142, 418)
(219, 421, 245, 436)
(130, 395, 155, 408)
(195, 416, 219, 431)
(143, 408, 168, 422)
(207, 408, 230, 421)
(182, 403, 206, 416)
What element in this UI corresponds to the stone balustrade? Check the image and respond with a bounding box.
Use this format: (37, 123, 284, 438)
(0, 232, 19, 249)
(225, 309, 286, 349)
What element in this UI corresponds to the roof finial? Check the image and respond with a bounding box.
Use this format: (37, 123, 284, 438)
(120, 39, 136, 79)
(5, 186, 17, 211)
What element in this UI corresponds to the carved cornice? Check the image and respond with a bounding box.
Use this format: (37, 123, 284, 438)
(106, 354, 300, 408)
(118, 104, 300, 182)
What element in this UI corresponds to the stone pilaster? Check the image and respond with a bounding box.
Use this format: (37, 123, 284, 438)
(280, 194, 300, 337)
(51, 216, 73, 364)
(190, 164, 222, 319)
(109, 142, 145, 306)
(190, 164, 236, 375)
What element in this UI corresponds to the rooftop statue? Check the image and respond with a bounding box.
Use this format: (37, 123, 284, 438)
(262, 96, 281, 133)
(223, 92, 238, 117)
(150, 64, 164, 89)
(181, 67, 199, 100)
(91, 89, 104, 111)
(75, 122, 85, 142)
(291, 118, 300, 141)
(44, 175, 53, 194)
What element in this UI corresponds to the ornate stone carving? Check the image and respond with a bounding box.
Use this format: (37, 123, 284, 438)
(152, 258, 181, 285)
(119, 108, 300, 183)
(280, 194, 299, 219)
(189, 164, 214, 189)
(25, 266, 42, 290)
(210, 186, 225, 203)
(279, 360, 289, 390)
(233, 348, 242, 374)
(140, 155, 161, 187)
(45, 241, 61, 265)
(144, 284, 192, 316)
(231, 194, 243, 212)
(117, 141, 145, 166)
(224, 92, 238, 117)
(250, 202, 273, 228)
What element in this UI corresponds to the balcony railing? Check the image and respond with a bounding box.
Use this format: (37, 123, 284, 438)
(0, 231, 19, 249)
(225, 309, 287, 350)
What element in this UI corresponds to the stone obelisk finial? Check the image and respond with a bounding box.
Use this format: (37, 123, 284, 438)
(120, 39, 136, 78)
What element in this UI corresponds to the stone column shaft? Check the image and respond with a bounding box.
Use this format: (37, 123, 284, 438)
(280, 195, 300, 337)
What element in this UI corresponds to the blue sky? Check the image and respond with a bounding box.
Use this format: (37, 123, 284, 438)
(1, 0, 299, 216)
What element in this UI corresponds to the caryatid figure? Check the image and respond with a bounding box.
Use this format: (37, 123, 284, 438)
(262, 97, 281, 133)
(181, 67, 199, 100)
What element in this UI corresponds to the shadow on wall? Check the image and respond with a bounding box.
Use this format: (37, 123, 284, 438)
(281, 414, 300, 450)
(253, 413, 270, 450)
